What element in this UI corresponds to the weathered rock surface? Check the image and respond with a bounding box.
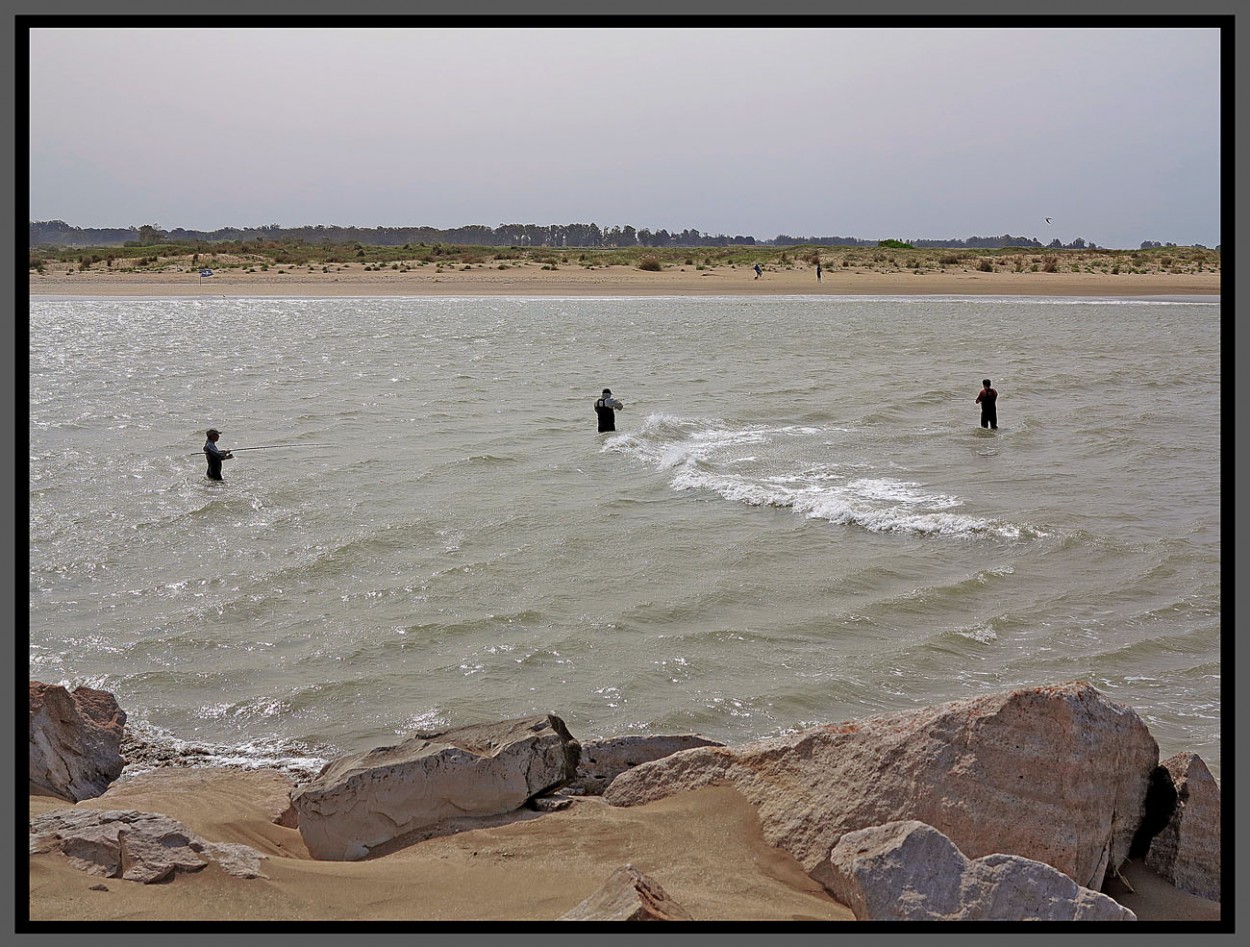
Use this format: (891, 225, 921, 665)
(29, 809, 267, 882)
(1144, 752, 1221, 901)
(292, 714, 580, 860)
(29, 681, 127, 802)
(604, 681, 1158, 891)
(826, 821, 1136, 921)
(558, 864, 694, 921)
(564, 734, 725, 796)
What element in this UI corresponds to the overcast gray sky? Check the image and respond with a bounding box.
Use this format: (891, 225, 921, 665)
(27, 25, 1222, 249)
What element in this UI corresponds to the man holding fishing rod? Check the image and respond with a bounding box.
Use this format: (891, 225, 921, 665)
(203, 428, 233, 481)
(202, 429, 332, 480)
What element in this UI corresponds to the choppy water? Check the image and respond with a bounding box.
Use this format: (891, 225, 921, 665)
(28, 294, 1222, 780)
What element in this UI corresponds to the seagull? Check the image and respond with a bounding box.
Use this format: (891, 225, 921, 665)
(1045, 217, 1053, 225)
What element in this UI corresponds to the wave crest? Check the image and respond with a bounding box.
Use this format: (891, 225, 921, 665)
(610, 413, 1034, 539)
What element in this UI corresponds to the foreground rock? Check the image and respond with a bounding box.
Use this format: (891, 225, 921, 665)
(565, 735, 725, 796)
(29, 809, 267, 882)
(604, 681, 1158, 891)
(1144, 752, 1221, 901)
(826, 821, 1135, 921)
(292, 714, 580, 860)
(559, 864, 693, 921)
(29, 681, 127, 802)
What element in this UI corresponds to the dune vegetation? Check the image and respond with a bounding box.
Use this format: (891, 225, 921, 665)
(29, 241, 1220, 279)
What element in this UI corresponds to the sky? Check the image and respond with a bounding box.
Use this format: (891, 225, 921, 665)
(26, 24, 1224, 249)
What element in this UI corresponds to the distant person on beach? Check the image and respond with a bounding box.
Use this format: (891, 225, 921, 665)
(754, 263, 762, 279)
(975, 379, 999, 429)
(816, 262, 823, 282)
(203, 428, 233, 480)
(594, 388, 624, 433)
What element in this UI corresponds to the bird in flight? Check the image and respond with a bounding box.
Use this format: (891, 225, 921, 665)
(1045, 217, 1053, 224)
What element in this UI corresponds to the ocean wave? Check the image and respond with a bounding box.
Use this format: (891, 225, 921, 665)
(120, 719, 330, 784)
(611, 414, 1038, 539)
(28, 296, 1220, 779)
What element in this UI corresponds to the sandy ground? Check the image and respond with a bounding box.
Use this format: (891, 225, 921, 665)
(26, 768, 1220, 925)
(29, 771, 851, 923)
(28, 265, 1221, 299)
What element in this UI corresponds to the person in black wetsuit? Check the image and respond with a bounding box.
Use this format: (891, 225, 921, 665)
(594, 388, 624, 433)
(975, 379, 999, 429)
(203, 427, 233, 480)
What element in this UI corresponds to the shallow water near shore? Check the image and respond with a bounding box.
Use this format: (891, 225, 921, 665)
(28, 294, 1221, 779)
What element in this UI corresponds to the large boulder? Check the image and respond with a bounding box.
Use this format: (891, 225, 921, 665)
(565, 734, 725, 796)
(826, 820, 1135, 921)
(604, 681, 1158, 891)
(292, 714, 580, 860)
(29, 808, 267, 882)
(559, 864, 694, 921)
(29, 681, 127, 802)
(1144, 752, 1221, 901)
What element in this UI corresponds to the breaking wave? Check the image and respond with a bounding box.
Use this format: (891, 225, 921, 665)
(607, 413, 1041, 539)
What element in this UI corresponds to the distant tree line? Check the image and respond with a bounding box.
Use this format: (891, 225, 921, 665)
(29, 220, 1208, 252)
(779, 233, 1120, 250)
(29, 220, 761, 249)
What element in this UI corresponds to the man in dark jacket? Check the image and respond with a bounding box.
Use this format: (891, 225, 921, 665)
(594, 389, 624, 433)
(204, 428, 233, 480)
(975, 379, 999, 429)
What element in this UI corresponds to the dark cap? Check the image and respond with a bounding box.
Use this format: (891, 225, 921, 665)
(602, 388, 612, 395)
(206, 428, 221, 436)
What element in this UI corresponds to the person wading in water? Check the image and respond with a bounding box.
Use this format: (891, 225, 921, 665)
(594, 388, 624, 433)
(203, 427, 234, 480)
(975, 379, 999, 430)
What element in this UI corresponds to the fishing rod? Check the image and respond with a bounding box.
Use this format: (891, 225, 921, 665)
(189, 443, 332, 456)
(228, 443, 333, 452)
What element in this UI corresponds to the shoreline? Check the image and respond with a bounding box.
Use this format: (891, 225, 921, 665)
(28, 684, 1221, 926)
(29, 266, 1221, 299)
(28, 677, 1222, 925)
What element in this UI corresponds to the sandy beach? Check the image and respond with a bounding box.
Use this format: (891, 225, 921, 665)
(28, 772, 853, 924)
(28, 264, 1220, 299)
(26, 767, 1219, 925)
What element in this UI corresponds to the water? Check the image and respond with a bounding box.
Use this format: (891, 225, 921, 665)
(28, 294, 1222, 780)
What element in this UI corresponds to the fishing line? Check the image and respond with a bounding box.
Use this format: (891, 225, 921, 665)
(188, 443, 332, 456)
(229, 444, 333, 452)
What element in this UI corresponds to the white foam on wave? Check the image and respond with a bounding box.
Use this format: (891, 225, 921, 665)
(120, 719, 330, 783)
(613, 413, 1025, 539)
(608, 414, 816, 468)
